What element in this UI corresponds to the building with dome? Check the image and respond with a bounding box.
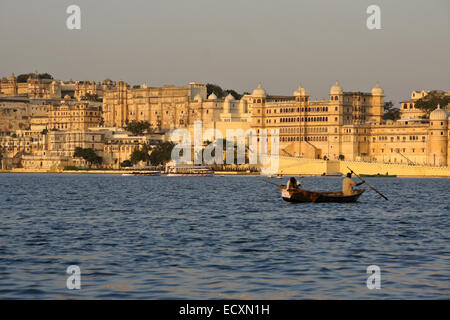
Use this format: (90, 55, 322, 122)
(245, 82, 449, 166)
(1, 75, 449, 170)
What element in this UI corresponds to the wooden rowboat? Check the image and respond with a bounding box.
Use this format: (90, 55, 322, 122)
(279, 185, 365, 203)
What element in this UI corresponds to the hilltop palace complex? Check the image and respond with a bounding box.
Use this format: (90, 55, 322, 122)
(0, 72, 449, 170)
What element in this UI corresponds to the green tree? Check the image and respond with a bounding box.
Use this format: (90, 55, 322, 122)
(224, 89, 242, 100)
(149, 142, 175, 166)
(125, 120, 152, 136)
(73, 147, 102, 167)
(130, 143, 152, 165)
(120, 160, 132, 167)
(16, 73, 54, 83)
(41, 129, 49, 135)
(383, 101, 400, 121)
(130, 149, 145, 164)
(206, 84, 243, 99)
(414, 91, 450, 117)
(206, 84, 224, 98)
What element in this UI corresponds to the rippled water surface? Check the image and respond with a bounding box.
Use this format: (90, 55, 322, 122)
(0, 174, 449, 299)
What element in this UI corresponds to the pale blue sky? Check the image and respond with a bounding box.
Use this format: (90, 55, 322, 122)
(0, 0, 449, 104)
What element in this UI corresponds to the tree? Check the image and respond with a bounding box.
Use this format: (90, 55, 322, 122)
(41, 129, 49, 135)
(120, 160, 132, 168)
(206, 84, 224, 98)
(130, 143, 151, 165)
(149, 142, 175, 166)
(383, 101, 400, 121)
(73, 147, 102, 167)
(16, 72, 54, 83)
(224, 89, 242, 100)
(124, 121, 152, 136)
(414, 91, 450, 117)
(206, 84, 244, 99)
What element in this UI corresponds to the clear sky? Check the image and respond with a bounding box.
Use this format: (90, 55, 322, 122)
(0, 0, 449, 104)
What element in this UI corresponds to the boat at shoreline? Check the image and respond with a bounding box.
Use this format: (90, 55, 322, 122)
(122, 171, 161, 176)
(359, 173, 397, 178)
(321, 172, 343, 177)
(166, 166, 214, 177)
(279, 185, 365, 203)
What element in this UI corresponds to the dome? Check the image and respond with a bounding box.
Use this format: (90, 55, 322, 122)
(225, 93, 235, 101)
(429, 105, 449, 121)
(252, 83, 267, 97)
(193, 94, 203, 102)
(293, 84, 309, 96)
(64, 95, 71, 100)
(372, 82, 384, 96)
(208, 93, 217, 100)
(330, 81, 343, 95)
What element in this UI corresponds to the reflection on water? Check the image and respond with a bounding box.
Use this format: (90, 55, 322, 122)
(0, 174, 449, 299)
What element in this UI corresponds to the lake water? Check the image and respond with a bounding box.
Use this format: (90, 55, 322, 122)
(0, 174, 449, 299)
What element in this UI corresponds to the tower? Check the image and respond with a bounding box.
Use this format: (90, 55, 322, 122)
(370, 82, 384, 123)
(427, 105, 448, 166)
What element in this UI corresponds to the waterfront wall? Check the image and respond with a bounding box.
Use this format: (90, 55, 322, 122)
(274, 156, 450, 177)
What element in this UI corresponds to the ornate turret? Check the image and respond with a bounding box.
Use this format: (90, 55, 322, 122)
(252, 83, 267, 98)
(427, 104, 448, 166)
(330, 81, 343, 96)
(370, 82, 384, 123)
(294, 84, 309, 104)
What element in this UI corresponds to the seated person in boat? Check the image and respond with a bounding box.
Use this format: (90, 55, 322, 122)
(287, 177, 301, 190)
(342, 173, 365, 195)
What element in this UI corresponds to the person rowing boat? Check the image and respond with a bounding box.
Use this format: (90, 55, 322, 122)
(342, 172, 365, 196)
(287, 177, 301, 190)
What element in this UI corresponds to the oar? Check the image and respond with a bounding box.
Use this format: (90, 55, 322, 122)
(347, 167, 389, 201)
(263, 179, 284, 189)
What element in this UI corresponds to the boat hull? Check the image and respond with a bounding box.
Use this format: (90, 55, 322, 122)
(122, 172, 161, 176)
(280, 187, 365, 203)
(166, 172, 214, 177)
(359, 174, 397, 178)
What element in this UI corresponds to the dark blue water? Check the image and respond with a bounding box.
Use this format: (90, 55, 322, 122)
(0, 174, 449, 299)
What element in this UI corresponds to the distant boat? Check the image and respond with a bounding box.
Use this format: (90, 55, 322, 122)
(279, 185, 365, 203)
(321, 172, 343, 177)
(359, 173, 397, 178)
(122, 171, 161, 176)
(166, 166, 214, 177)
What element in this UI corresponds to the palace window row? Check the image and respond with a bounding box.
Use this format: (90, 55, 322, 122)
(280, 116, 329, 123)
(280, 136, 328, 142)
(272, 106, 329, 114)
(280, 127, 328, 134)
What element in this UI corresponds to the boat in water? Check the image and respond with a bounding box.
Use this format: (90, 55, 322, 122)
(122, 172, 161, 176)
(359, 173, 397, 178)
(321, 172, 343, 177)
(166, 166, 214, 177)
(279, 185, 365, 203)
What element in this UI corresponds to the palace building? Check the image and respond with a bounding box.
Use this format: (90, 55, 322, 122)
(103, 81, 227, 130)
(0, 73, 61, 99)
(48, 96, 102, 131)
(245, 82, 449, 166)
(1, 74, 449, 169)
